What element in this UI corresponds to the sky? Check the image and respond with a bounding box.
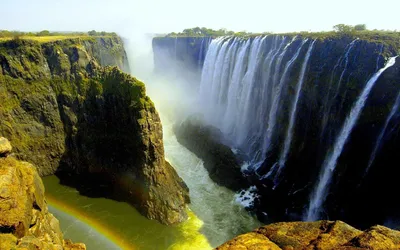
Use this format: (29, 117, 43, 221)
(0, 0, 399, 35)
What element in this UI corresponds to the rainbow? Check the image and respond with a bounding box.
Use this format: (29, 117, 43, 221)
(46, 194, 212, 250)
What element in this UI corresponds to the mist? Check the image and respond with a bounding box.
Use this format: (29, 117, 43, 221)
(122, 30, 202, 124)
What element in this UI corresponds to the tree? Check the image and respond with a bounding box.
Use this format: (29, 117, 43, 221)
(37, 30, 50, 36)
(354, 24, 367, 31)
(333, 24, 354, 33)
(88, 30, 97, 36)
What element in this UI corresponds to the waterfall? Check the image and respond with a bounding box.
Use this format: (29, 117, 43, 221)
(376, 44, 384, 71)
(222, 38, 252, 137)
(365, 90, 400, 174)
(199, 37, 225, 112)
(260, 38, 307, 179)
(253, 37, 287, 162)
(274, 40, 316, 182)
(237, 36, 267, 145)
(198, 36, 312, 169)
(335, 39, 359, 96)
(261, 36, 299, 159)
(320, 39, 359, 141)
(306, 56, 398, 221)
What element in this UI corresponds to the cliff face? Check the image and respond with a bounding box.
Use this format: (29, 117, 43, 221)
(0, 37, 189, 225)
(0, 36, 130, 175)
(0, 137, 85, 250)
(174, 116, 248, 191)
(217, 220, 400, 250)
(152, 34, 400, 227)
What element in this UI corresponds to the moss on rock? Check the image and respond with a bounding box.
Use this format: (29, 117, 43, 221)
(0, 35, 189, 225)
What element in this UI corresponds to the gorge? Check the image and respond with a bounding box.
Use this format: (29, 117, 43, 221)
(0, 27, 399, 250)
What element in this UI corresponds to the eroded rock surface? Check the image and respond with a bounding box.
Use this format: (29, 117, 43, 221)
(217, 221, 400, 250)
(0, 139, 85, 249)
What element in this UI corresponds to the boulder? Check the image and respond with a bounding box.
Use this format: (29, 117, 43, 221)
(0, 137, 12, 156)
(346, 225, 400, 249)
(0, 140, 85, 249)
(216, 232, 281, 250)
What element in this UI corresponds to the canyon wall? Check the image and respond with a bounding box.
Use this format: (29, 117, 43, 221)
(0, 36, 189, 225)
(153, 33, 400, 228)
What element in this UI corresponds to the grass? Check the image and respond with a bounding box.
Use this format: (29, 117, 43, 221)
(0, 35, 113, 43)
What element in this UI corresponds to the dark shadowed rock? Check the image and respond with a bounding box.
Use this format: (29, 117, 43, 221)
(174, 115, 248, 191)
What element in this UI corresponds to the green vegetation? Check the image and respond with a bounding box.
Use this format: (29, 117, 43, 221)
(164, 27, 254, 37)
(0, 30, 118, 43)
(333, 23, 368, 32)
(159, 25, 399, 51)
(0, 36, 131, 175)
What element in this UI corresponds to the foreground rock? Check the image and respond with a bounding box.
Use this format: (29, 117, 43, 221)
(217, 220, 400, 250)
(0, 139, 85, 249)
(0, 137, 12, 156)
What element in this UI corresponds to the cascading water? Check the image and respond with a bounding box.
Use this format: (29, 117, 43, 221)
(365, 90, 400, 175)
(237, 36, 267, 145)
(126, 36, 262, 248)
(222, 39, 252, 137)
(320, 39, 359, 142)
(335, 39, 359, 96)
(306, 56, 398, 221)
(261, 37, 300, 160)
(198, 36, 311, 168)
(152, 33, 400, 229)
(274, 40, 316, 182)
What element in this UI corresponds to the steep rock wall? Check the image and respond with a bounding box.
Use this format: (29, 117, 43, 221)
(152, 33, 400, 227)
(0, 37, 189, 225)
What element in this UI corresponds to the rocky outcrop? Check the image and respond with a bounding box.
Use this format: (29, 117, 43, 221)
(0, 37, 189, 225)
(174, 116, 248, 191)
(0, 137, 85, 249)
(0, 37, 129, 175)
(0, 137, 12, 156)
(217, 221, 400, 250)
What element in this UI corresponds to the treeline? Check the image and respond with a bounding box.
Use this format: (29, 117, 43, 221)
(166, 27, 253, 37)
(164, 24, 399, 38)
(0, 30, 117, 38)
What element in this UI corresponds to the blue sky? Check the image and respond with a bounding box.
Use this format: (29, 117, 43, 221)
(1, 0, 399, 34)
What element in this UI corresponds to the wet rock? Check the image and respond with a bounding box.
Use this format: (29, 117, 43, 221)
(174, 115, 248, 191)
